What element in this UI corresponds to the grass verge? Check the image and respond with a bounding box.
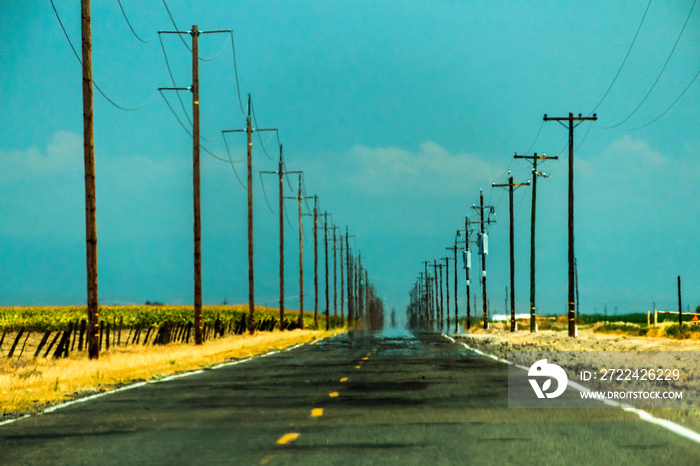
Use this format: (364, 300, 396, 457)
(0, 328, 342, 417)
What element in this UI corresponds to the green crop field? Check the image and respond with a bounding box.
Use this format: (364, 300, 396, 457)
(0, 305, 340, 332)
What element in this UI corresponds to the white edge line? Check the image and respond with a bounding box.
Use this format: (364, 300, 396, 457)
(0, 337, 323, 428)
(449, 336, 700, 445)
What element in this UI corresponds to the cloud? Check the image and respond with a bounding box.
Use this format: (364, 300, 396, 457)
(337, 141, 500, 198)
(1, 131, 82, 184)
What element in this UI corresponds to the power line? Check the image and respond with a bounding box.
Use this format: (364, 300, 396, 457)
(117, 0, 152, 43)
(159, 33, 193, 127)
(50, 0, 153, 111)
(161, 0, 191, 51)
(221, 132, 247, 190)
(259, 171, 275, 214)
(229, 31, 246, 115)
(606, 0, 697, 129)
(250, 99, 275, 160)
(590, 0, 652, 114)
(627, 66, 700, 130)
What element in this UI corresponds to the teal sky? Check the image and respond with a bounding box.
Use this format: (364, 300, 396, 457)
(1, 1, 698, 322)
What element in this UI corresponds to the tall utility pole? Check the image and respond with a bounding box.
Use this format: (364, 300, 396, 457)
(493, 175, 530, 332)
(346, 228, 354, 327)
(223, 96, 276, 334)
(160, 25, 231, 344)
(332, 225, 339, 324)
(678, 276, 683, 327)
(304, 197, 320, 328)
(544, 112, 597, 337)
(446, 240, 460, 333)
(340, 233, 345, 326)
(358, 254, 364, 326)
(320, 212, 331, 330)
(422, 261, 432, 325)
(443, 257, 451, 331)
(438, 262, 445, 330)
(463, 219, 473, 331)
(284, 174, 306, 329)
(261, 146, 300, 330)
(81, 0, 99, 359)
(514, 152, 558, 332)
(472, 190, 495, 329)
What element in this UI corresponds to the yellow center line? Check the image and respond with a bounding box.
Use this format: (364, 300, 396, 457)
(311, 407, 324, 417)
(340, 377, 348, 383)
(355, 365, 361, 369)
(329, 391, 339, 398)
(361, 356, 369, 361)
(276, 432, 300, 445)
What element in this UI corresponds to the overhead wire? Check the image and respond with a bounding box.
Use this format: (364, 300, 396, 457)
(605, 0, 697, 129)
(627, 66, 700, 130)
(50, 0, 154, 111)
(161, 0, 191, 51)
(158, 33, 193, 127)
(117, 0, 153, 43)
(250, 99, 275, 160)
(221, 133, 247, 190)
(590, 0, 652, 114)
(259, 172, 275, 214)
(229, 31, 246, 115)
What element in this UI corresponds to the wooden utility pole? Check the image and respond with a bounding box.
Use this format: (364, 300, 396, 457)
(309, 197, 320, 328)
(346, 228, 354, 327)
(297, 176, 305, 328)
(340, 234, 345, 326)
(261, 147, 300, 330)
(514, 152, 558, 332)
(463, 221, 472, 331)
(472, 190, 495, 329)
(223, 96, 276, 334)
(332, 225, 338, 324)
(443, 257, 451, 331)
(320, 212, 330, 330)
(160, 26, 230, 343)
(678, 276, 683, 327)
(438, 262, 445, 329)
(423, 260, 431, 326)
(81, 0, 99, 359)
(446, 240, 460, 333)
(358, 254, 364, 326)
(245, 98, 254, 333)
(493, 176, 530, 332)
(544, 112, 597, 337)
(191, 25, 203, 344)
(284, 174, 306, 329)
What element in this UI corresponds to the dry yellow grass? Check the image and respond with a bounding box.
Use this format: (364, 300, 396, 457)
(0, 328, 342, 415)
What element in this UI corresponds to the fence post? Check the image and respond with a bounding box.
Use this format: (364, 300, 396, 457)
(34, 331, 51, 358)
(7, 327, 25, 358)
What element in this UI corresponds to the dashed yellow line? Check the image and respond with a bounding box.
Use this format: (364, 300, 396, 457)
(340, 377, 348, 383)
(276, 432, 300, 445)
(361, 356, 369, 361)
(329, 391, 339, 398)
(355, 365, 361, 369)
(311, 408, 324, 417)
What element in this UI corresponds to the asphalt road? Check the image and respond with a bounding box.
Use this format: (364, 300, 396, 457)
(1, 329, 698, 465)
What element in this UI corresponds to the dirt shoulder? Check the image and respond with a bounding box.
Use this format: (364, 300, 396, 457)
(455, 326, 700, 359)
